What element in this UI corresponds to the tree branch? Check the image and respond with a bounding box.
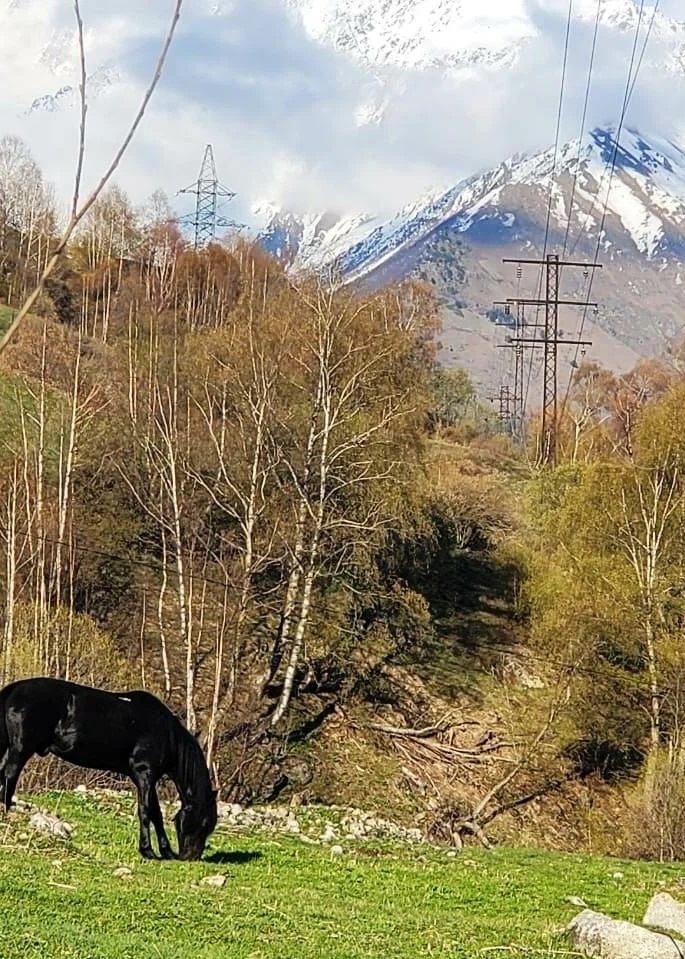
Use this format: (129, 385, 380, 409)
(0, 0, 184, 357)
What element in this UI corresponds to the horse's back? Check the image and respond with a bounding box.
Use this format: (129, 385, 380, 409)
(0, 678, 180, 775)
(0, 676, 73, 729)
(1, 678, 170, 717)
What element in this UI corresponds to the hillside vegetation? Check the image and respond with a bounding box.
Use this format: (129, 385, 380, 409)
(3, 134, 685, 859)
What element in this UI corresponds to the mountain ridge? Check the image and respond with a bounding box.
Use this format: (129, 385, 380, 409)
(260, 126, 685, 276)
(258, 126, 685, 394)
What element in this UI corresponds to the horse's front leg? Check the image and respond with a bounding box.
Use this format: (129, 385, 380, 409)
(130, 764, 157, 859)
(149, 786, 176, 860)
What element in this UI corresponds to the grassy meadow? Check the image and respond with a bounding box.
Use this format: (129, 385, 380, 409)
(0, 791, 682, 958)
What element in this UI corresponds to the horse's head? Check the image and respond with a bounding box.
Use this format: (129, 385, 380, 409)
(174, 790, 218, 861)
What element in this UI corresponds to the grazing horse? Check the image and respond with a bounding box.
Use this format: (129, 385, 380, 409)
(0, 677, 217, 860)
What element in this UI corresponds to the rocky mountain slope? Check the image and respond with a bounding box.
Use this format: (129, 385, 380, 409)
(260, 126, 685, 392)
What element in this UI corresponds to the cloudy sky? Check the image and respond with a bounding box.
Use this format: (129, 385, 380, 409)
(0, 0, 683, 228)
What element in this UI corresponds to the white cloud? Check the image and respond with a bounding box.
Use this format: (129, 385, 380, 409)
(0, 0, 682, 227)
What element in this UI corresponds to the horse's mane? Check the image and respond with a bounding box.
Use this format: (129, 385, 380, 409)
(174, 724, 213, 806)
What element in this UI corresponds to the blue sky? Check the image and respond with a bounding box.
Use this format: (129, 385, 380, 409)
(0, 0, 683, 228)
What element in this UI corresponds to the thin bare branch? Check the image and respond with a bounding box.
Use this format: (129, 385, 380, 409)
(72, 0, 88, 218)
(0, 0, 184, 357)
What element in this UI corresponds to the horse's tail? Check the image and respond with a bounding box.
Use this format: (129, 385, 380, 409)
(0, 680, 21, 764)
(0, 681, 16, 767)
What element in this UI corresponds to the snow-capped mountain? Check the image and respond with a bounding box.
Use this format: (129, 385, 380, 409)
(284, 0, 685, 75)
(260, 127, 685, 390)
(261, 127, 685, 277)
(280, 0, 685, 136)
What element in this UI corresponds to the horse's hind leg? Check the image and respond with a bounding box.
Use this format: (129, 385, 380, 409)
(2, 749, 31, 812)
(149, 785, 176, 860)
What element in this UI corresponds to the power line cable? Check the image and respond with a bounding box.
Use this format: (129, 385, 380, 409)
(562, 0, 603, 260)
(522, 0, 575, 423)
(561, 0, 659, 417)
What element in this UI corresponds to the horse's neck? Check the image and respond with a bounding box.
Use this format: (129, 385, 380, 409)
(174, 732, 209, 804)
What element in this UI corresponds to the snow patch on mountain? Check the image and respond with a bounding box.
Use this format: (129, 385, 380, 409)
(284, 0, 535, 72)
(258, 127, 685, 279)
(606, 177, 664, 256)
(285, 0, 685, 76)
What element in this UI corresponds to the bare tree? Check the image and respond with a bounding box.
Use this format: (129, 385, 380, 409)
(190, 278, 284, 758)
(0, 0, 185, 356)
(270, 282, 423, 726)
(122, 320, 199, 729)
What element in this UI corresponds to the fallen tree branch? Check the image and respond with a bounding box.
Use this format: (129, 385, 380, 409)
(451, 657, 583, 848)
(363, 721, 451, 738)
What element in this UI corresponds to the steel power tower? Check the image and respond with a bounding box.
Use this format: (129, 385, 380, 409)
(494, 300, 535, 438)
(498, 254, 601, 465)
(178, 145, 240, 249)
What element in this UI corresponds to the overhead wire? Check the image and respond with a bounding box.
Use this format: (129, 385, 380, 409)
(561, 0, 659, 417)
(561, 0, 602, 260)
(27, 532, 671, 707)
(568, 0, 656, 263)
(521, 0, 575, 425)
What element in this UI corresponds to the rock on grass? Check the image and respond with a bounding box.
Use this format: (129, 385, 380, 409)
(29, 811, 73, 840)
(644, 892, 685, 938)
(568, 908, 685, 958)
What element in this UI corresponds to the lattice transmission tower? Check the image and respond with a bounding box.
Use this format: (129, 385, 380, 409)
(178, 145, 241, 248)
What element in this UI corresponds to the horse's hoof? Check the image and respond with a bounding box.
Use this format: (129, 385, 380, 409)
(139, 847, 158, 860)
(160, 848, 178, 860)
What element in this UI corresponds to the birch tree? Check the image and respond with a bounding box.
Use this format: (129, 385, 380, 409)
(188, 280, 285, 761)
(607, 459, 681, 751)
(122, 321, 200, 729)
(268, 280, 432, 726)
(0, 0, 185, 356)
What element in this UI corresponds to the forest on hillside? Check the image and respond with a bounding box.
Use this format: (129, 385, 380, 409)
(3, 133, 685, 859)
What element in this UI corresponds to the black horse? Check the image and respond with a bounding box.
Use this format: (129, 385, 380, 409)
(0, 677, 217, 860)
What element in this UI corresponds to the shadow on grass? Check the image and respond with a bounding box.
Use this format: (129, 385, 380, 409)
(205, 849, 263, 865)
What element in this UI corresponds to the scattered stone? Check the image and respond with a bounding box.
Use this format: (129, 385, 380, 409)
(445, 850, 458, 859)
(568, 908, 685, 958)
(612, 871, 624, 880)
(201, 874, 227, 888)
(330, 845, 344, 856)
(345, 824, 365, 840)
(565, 895, 589, 908)
(208, 798, 426, 848)
(74, 785, 88, 794)
(13, 799, 36, 813)
(113, 867, 133, 880)
(644, 892, 685, 938)
(29, 811, 73, 840)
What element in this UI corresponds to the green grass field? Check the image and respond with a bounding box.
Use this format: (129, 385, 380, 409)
(0, 304, 17, 333)
(0, 792, 683, 958)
